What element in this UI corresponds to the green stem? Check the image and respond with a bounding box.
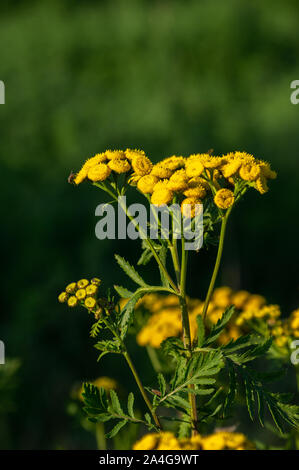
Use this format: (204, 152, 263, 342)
(103, 317, 162, 431)
(179, 237, 198, 436)
(116, 191, 179, 293)
(202, 211, 230, 323)
(170, 243, 180, 285)
(123, 350, 162, 430)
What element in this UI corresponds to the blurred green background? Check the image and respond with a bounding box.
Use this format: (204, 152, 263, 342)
(1, 0, 299, 449)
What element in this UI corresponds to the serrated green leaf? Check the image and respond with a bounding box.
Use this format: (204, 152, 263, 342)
(243, 375, 255, 421)
(105, 420, 127, 438)
(119, 289, 146, 339)
(222, 334, 254, 353)
(256, 390, 265, 426)
(137, 248, 153, 266)
(203, 306, 235, 346)
(144, 413, 152, 426)
(115, 254, 148, 287)
(94, 413, 113, 423)
(223, 360, 236, 417)
(233, 337, 273, 364)
(114, 285, 133, 298)
(127, 392, 135, 419)
(161, 337, 185, 360)
(192, 388, 215, 395)
(157, 373, 166, 397)
(109, 390, 123, 415)
(192, 377, 216, 386)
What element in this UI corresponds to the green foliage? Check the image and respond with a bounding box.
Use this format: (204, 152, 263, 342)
(158, 308, 299, 434)
(151, 351, 223, 416)
(82, 383, 158, 437)
(113, 286, 133, 299)
(203, 305, 235, 346)
(2, 0, 299, 450)
(115, 254, 148, 288)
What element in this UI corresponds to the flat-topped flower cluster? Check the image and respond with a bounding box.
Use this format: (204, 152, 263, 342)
(73, 149, 276, 214)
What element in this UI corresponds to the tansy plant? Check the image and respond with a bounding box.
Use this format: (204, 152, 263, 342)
(59, 149, 299, 447)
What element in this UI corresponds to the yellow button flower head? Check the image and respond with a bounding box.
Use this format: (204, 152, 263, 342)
(137, 174, 159, 194)
(86, 284, 98, 296)
(214, 188, 235, 209)
(88, 163, 111, 182)
(91, 277, 101, 285)
(129, 151, 152, 176)
(239, 162, 261, 181)
(108, 158, 131, 174)
(167, 169, 189, 192)
(255, 175, 269, 194)
(151, 187, 174, 206)
(151, 163, 173, 179)
(74, 167, 88, 185)
(234, 151, 255, 163)
(181, 197, 202, 218)
(105, 150, 126, 160)
(58, 292, 68, 303)
(220, 159, 242, 178)
(66, 282, 77, 294)
(184, 177, 208, 198)
(77, 279, 89, 289)
(259, 161, 277, 180)
(125, 148, 145, 161)
(185, 155, 205, 177)
(84, 297, 97, 309)
(201, 155, 223, 169)
(74, 153, 108, 185)
(160, 155, 185, 171)
(76, 288, 86, 300)
(67, 296, 78, 307)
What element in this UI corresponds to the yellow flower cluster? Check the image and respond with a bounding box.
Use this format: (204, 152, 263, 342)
(268, 308, 299, 348)
(136, 294, 202, 348)
(73, 149, 276, 215)
(133, 431, 255, 450)
(214, 290, 299, 350)
(73, 149, 151, 185)
(236, 304, 281, 327)
(58, 277, 102, 315)
(135, 287, 267, 348)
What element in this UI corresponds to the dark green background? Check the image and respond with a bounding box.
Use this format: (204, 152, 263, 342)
(1, 0, 298, 449)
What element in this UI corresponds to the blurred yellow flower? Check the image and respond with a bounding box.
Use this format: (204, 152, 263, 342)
(133, 431, 254, 450)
